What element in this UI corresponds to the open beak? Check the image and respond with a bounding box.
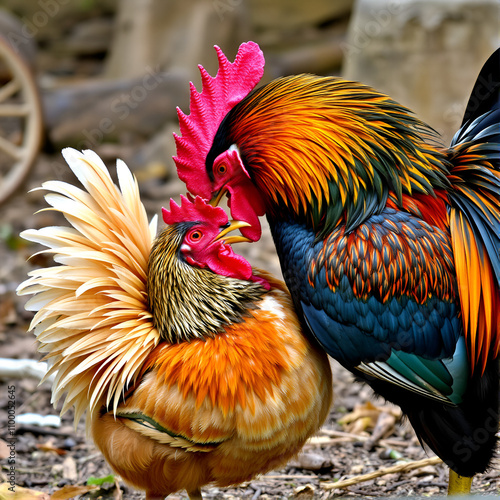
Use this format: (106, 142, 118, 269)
(209, 187, 227, 207)
(215, 220, 252, 244)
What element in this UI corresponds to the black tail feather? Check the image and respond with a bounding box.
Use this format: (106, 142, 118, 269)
(460, 48, 500, 130)
(365, 359, 499, 476)
(447, 48, 500, 288)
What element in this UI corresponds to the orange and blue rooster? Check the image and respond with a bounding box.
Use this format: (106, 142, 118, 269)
(174, 43, 500, 494)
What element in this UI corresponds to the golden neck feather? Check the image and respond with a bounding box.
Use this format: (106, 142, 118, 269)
(224, 74, 449, 234)
(147, 225, 265, 343)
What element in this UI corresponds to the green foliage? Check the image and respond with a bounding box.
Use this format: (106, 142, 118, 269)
(86, 474, 115, 486)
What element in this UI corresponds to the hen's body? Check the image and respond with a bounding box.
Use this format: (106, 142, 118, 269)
(18, 149, 332, 500)
(94, 271, 331, 498)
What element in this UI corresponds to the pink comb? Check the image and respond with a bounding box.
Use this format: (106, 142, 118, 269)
(174, 41, 265, 198)
(162, 195, 228, 226)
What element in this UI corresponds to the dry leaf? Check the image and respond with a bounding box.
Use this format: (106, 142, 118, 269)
(49, 484, 98, 500)
(338, 401, 379, 429)
(338, 401, 401, 435)
(0, 440, 10, 460)
(293, 484, 316, 498)
(0, 483, 50, 499)
(36, 442, 66, 456)
(0, 296, 16, 332)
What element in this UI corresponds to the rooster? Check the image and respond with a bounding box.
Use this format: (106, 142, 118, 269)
(17, 148, 333, 500)
(174, 42, 500, 495)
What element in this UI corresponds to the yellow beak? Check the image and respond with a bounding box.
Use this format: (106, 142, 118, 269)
(209, 188, 227, 207)
(215, 220, 252, 244)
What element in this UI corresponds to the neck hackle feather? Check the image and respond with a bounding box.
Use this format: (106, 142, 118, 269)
(147, 224, 265, 344)
(216, 75, 452, 236)
(17, 148, 159, 424)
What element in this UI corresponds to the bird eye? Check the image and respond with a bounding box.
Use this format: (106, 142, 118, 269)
(188, 230, 203, 242)
(217, 163, 227, 175)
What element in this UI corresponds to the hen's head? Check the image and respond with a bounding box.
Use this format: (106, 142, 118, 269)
(160, 194, 256, 281)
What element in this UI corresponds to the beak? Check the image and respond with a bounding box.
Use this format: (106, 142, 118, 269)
(209, 188, 227, 207)
(215, 220, 253, 244)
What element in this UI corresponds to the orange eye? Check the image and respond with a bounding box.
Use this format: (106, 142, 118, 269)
(217, 163, 227, 175)
(189, 230, 202, 241)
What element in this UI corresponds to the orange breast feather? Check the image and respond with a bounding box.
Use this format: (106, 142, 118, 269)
(91, 278, 332, 495)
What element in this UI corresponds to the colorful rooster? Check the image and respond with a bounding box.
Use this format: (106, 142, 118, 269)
(17, 148, 333, 499)
(174, 42, 500, 495)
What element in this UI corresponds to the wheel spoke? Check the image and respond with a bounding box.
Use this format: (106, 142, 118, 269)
(0, 78, 21, 103)
(0, 135, 22, 159)
(0, 103, 30, 116)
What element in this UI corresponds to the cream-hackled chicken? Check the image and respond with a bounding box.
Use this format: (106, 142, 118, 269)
(17, 148, 332, 500)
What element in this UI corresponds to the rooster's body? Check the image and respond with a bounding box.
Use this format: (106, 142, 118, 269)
(175, 43, 500, 493)
(18, 149, 332, 499)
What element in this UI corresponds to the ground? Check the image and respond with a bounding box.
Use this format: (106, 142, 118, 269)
(0, 152, 499, 499)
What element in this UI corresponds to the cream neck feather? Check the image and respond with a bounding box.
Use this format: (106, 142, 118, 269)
(18, 148, 159, 423)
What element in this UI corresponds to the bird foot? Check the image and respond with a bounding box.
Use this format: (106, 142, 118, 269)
(188, 489, 203, 500)
(447, 470, 473, 495)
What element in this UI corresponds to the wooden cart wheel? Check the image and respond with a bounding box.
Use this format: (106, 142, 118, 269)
(0, 34, 43, 205)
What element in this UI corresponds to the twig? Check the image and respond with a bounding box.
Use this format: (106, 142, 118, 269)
(251, 488, 262, 500)
(263, 474, 317, 480)
(318, 429, 367, 439)
(346, 488, 388, 497)
(305, 436, 355, 447)
(308, 430, 413, 449)
(16, 424, 72, 437)
(321, 456, 442, 490)
(379, 438, 413, 448)
(76, 452, 103, 464)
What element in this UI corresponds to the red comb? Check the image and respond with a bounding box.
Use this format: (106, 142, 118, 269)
(174, 41, 265, 198)
(162, 195, 228, 226)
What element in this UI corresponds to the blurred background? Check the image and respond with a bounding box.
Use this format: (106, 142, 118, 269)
(0, 0, 499, 497)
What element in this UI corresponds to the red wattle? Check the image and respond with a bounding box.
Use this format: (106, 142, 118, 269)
(206, 243, 253, 281)
(227, 181, 266, 242)
(205, 243, 269, 289)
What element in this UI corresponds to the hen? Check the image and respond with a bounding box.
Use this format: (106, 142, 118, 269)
(17, 148, 332, 499)
(174, 42, 500, 495)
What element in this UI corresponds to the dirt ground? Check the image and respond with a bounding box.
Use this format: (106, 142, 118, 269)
(1, 152, 499, 499)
